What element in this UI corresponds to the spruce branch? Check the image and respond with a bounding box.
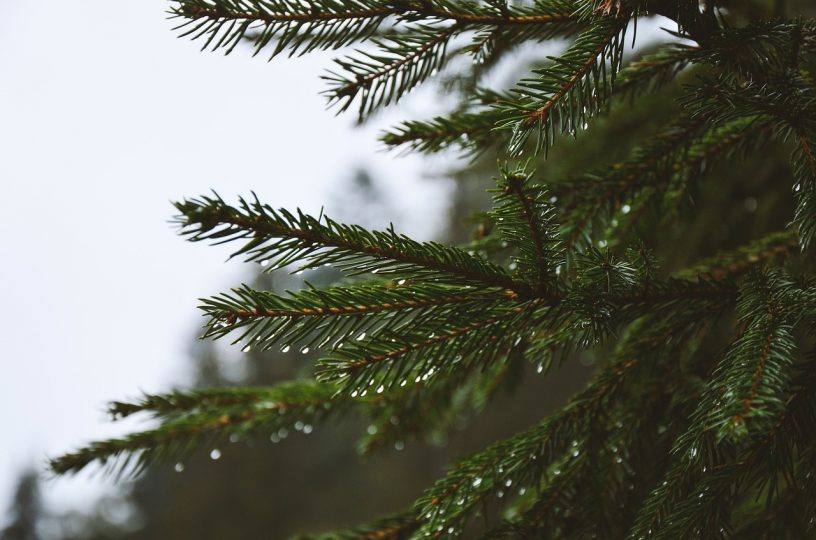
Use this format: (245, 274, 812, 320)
(49, 380, 343, 477)
(198, 281, 514, 353)
(490, 165, 563, 295)
(675, 230, 799, 280)
(170, 0, 579, 59)
(497, 10, 632, 154)
(173, 193, 531, 295)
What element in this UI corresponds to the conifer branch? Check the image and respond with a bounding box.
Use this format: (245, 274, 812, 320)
(490, 165, 563, 295)
(497, 10, 631, 154)
(174, 193, 532, 295)
(50, 380, 343, 476)
(198, 282, 513, 352)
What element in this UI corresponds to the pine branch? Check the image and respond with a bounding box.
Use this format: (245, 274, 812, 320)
(173, 193, 532, 295)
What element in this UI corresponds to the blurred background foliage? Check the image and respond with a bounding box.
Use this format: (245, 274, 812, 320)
(3, 0, 814, 538)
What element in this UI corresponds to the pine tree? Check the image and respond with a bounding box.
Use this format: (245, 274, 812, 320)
(52, 0, 816, 538)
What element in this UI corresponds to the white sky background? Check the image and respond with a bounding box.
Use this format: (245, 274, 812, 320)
(0, 0, 676, 518)
(0, 0, 449, 515)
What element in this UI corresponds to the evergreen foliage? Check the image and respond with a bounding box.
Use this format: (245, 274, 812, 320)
(54, 0, 816, 537)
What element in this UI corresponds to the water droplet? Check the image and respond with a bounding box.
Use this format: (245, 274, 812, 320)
(397, 279, 406, 285)
(376, 385, 384, 394)
(278, 428, 288, 438)
(367, 425, 377, 435)
(472, 477, 482, 488)
(229, 433, 239, 443)
(260, 260, 269, 267)
(505, 479, 512, 487)
(281, 345, 291, 353)
(357, 332, 366, 341)
(371, 268, 379, 274)
(621, 204, 631, 214)
(174, 462, 185, 473)
(302, 424, 313, 434)
(209, 449, 221, 460)
(294, 421, 304, 431)
(399, 379, 407, 387)
(300, 346, 310, 354)
(242, 345, 251, 353)
(351, 390, 359, 398)
(394, 441, 404, 451)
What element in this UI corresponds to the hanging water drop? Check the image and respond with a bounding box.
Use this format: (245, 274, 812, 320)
(281, 345, 291, 353)
(174, 462, 185, 473)
(472, 477, 482, 488)
(209, 448, 221, 460)
(300, 346, 310, 354)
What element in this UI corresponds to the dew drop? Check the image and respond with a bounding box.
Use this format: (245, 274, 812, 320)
(376, 385, 385, 394)
(367, 425, 378, 435)
(209, 449, 221, 460)
(260, 260, 269, 267)
(174, 462, 185, 473)
(303, 424, 313, 434)
(621, 204, 631, 214)
(351, 390, 359, 398)
(242, 345, 251, 353)
(281, 345, 291, 353)
(472, 477, 482, 488)
(394, 441, 405, 451)
(300, 346, 310, 354)
(397, 279, 406, 285)
(357, 332, 366, 341)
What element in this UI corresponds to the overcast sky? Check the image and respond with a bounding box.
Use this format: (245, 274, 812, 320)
(0, 0, 451, 515)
